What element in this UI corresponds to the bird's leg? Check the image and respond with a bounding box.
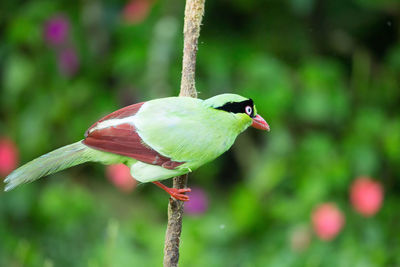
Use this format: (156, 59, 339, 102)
(152, 181, 191, 201)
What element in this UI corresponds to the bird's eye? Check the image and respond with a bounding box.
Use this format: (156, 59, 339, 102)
(245, 106, 252, 115)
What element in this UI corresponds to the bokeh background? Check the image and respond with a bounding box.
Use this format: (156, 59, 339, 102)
(1, 0, 399, 266)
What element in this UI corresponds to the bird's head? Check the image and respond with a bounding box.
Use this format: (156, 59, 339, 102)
(203, 94, 270, 132)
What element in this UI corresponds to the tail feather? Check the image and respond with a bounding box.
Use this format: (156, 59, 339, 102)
(4, 141, 93, 191)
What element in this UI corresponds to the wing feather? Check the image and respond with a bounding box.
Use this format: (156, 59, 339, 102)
(83, 102, 184, 169)
(85, 102, 144, 137)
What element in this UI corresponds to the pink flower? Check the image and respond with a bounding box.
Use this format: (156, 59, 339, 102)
(43, 15, 70, 46)
(0, 137, 19, 177)
(123, 0, 152, 24)
(350, 177, 383, 217)
(57, 47, 79, 77)
(106, 164, 137, 193)
(184, 187, 208, 215)
(311, 203, 345, 241)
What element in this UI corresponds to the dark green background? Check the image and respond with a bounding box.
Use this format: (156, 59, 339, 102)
(1, 0, 399, 266)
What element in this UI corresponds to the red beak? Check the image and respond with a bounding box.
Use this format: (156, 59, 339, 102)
(251, 115, 270, 131)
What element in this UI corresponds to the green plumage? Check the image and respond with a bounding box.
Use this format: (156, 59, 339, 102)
(134, 95, 252, 167)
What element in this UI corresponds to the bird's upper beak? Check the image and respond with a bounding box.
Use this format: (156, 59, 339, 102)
(251, 115, 270, 131)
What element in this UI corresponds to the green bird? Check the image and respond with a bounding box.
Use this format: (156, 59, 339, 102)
(4, 94, 269, 201)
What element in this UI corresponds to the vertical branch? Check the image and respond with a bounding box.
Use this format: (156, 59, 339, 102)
(179, 0, 205, 98)
(163, 0, 205, 266)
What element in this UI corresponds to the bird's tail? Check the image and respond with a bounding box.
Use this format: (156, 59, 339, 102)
(4, 141, 94, 191)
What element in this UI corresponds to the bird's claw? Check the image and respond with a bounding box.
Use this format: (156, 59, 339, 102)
(169, 188, 191, 201)
(152, 181, 191, 201)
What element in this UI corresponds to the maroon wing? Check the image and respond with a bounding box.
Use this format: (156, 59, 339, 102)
(82, 102, 183, 169)
(84, 102, 144, 137)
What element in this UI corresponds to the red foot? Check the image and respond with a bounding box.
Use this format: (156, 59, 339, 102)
(152, 181, 191, 201)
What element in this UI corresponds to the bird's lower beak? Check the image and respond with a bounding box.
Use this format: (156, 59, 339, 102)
(251, 115, 270, 131)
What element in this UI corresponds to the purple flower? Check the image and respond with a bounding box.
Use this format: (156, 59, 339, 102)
(184, 187, 208, 215)
(57, 47, 79, 77)
(44, 15, 69, 46)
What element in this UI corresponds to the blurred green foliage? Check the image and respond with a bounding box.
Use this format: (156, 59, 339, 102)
(1, 0, 400, 266)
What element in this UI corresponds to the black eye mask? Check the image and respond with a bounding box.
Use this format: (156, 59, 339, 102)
(215, 99, 255, 118)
